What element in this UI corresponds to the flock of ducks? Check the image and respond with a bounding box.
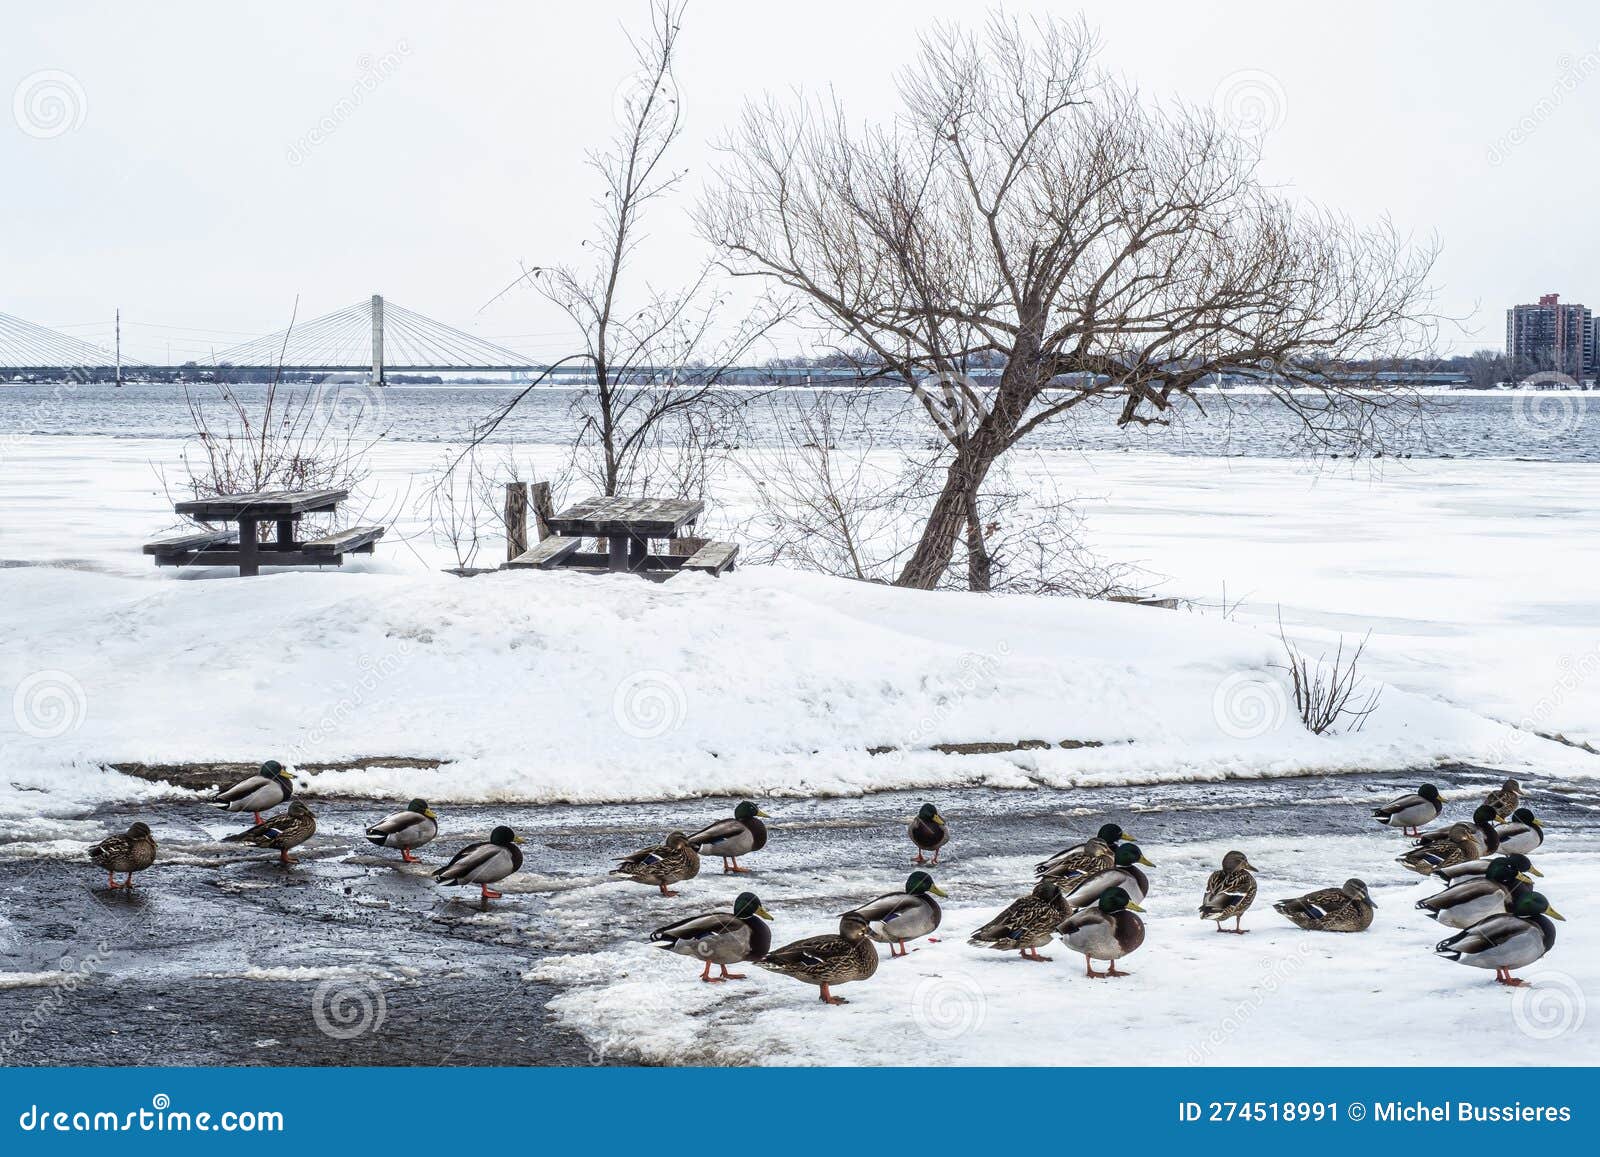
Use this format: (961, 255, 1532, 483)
(83, 765, 1565, 1007)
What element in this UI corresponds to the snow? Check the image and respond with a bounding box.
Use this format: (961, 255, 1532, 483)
(1, 435, 1597, 822)
(533, 830, 1598, 1066)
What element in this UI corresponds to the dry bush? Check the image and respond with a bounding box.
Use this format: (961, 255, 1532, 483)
(1278, 618, 1382, 735)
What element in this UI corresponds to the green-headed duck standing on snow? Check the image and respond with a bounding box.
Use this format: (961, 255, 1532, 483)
(650, 891, 774, 983)
(1372, 783, 1443, 837)
(686, 800, 769, 874)
(1435, 890, 1564, 986)
(1058, 885, 1146, 978)
(846, 871, 946, 958)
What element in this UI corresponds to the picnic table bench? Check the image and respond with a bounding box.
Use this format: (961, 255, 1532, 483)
(503, 495, 737, 579)
(146, 488, 384, 577)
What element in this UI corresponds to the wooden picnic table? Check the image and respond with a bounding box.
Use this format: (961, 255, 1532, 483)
(147, 488, 384, 577)
(505, 495, 737, 578)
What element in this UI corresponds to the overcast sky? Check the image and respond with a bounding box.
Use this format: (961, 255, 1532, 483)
(4, 0, 1597, 363)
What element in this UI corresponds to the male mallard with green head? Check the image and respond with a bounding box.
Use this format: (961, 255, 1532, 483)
(365, 798, 438, 863)
(1483, 777, 1522, 821)
(88, 821, 157, 890)
(1416, 856, 1534, 930)
(1058, 886, 1145, 978)
(433, 825, 523, 903)
(213, 760, 295, 825)
(650, 891, 774, 982)
(758, 911, 879, 1005)
(1060, 842, 1154, 911)
(612, 831, 700, 897)
(1495, 807, 1544, 855)
(845, 871, 946, 958)
(1272, 878, 1376, 932)
(968, 878, 1071, 961)
(907, 803, 948, 865)
(223, 801, 316, 866)
(1034, 822, 1131, 879)
(1198, 849, 1258, 933)
(1435, 890, 1564, 986)
(1433, 849, 1542, 886)
(1372, 783, 1443, 836)
(686, 800, 769, 873)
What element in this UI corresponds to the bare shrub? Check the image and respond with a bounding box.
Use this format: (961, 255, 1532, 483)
(1278, 617, 1382, 735)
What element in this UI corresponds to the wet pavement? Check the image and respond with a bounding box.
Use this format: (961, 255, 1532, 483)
(3, 762, 1595, 1065)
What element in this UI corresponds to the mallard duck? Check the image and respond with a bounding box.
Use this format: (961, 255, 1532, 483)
(650, 891, 774, 982)
(1060, 842, 1153, 911)
(845, 871, 946, 958)
(1034, 822, 1131, 879)
(1399, 807, 1501, 874)
(1416, 856, 1534, 930)
(213, 760, 295, 825)
(1273, 878, 1376, 932)
(365, 798, 438, 863)
(686, 800, 769, 873)
(1372, 782, 1443, 836)
(1432, 850, 1542, 886)
(968, 878, 1071, 961)
(223, 801, 316, 865)
(433, 825, 522, 902)
(87, 821, 156, 889)
(1058, 885, 1146, 978)
(1198, 849, 1258, 933)
(1483, 777, 1522, 821)
(907, 803, 948, 865)
(1495, 807, 1544, 855)
(758, 912, 879, 1005)
(1435, 890, 1565, 986)
(611, 831, 700, 896)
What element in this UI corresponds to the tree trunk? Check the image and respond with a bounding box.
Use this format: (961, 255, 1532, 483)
(964, 490, 993, 592)
(895, 439, 1000, 589)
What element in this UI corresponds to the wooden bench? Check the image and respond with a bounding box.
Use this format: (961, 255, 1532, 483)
(679, 540, 738, 576)
(302, 526, 385, 555)
(505, 535, 584, 570)
(143, 529, 237, 558)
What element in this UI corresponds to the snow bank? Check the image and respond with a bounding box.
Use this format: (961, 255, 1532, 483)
(0, 561, 1589, 821)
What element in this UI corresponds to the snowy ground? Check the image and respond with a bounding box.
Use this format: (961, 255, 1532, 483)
(2, 774, 1591, 1066)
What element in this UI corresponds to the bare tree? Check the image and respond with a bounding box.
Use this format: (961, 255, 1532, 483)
(475, 0, 784, 500)
(699, 13, 1437, 589)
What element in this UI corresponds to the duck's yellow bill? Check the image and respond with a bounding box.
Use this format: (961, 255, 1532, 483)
(1138, 855, 1155, 866)
(757, 808, 771, 818)
(1546, 906, 1566, 921)
(1127, 901, 1146, 913)
(930, 885, 949, 897)
(757, 906, 775, 920)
